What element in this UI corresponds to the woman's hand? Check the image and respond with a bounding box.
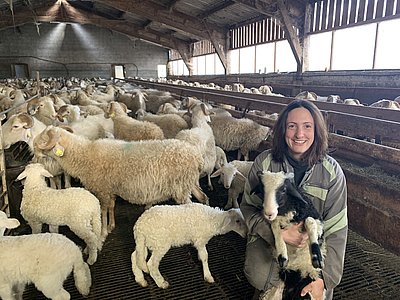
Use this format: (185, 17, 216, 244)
(301, 278, 325, 300)
(281, 221, 309, 248)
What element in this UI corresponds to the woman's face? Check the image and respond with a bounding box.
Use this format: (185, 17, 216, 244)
(285, 107, 315, 160)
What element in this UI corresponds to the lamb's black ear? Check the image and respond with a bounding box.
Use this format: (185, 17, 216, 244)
(285, 181, 308, 205)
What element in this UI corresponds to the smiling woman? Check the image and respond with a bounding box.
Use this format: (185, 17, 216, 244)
(240, 99, 348, 300)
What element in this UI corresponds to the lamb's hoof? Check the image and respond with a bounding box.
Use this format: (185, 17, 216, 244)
(137, 279, 148, 288)
(157, 281, 169, 289)
(87, 256, 96, 265)
(312, 256, 324, 269)
(205, 276, 215, 284)
(107, 224, 115, 233)
(311, 243, 323, 268)
(277, 255, 288, 269)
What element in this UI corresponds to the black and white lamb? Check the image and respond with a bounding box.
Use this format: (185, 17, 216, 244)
(252, 171, 326, 300)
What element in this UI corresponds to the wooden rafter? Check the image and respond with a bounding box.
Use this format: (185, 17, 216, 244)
(94, 0, 227, 41)
(197, 0, 236, 19)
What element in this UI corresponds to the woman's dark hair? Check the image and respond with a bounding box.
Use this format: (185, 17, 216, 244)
(271, 99, 328, 166)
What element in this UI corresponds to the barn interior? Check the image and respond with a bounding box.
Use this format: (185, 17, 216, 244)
(0, 1, 399, 299)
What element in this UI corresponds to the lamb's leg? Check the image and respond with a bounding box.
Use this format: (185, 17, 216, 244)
(0, 284, 14, 300)
(260, 281, 285, 300)
(100, 207, 108, 237)
(194, 243, 214, 283)
(29, 222, 42, 234)
(191, 185, 208, 205)
(48, 225, 59, 233)
(73, 227, 98, 265)
(131, 250, 148, 287)
(271, 219, 288, 269)
(35, 277, 70, 300)
(304, 217, 324, 269)
(107, 196, 116, 233)
(147, 247, 170, 289)
(14, 283, 25, 300)
(207, 173, 214, 191)
(63, 173, 71, 188)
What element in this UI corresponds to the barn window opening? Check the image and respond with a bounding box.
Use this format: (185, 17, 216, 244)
(113, 65, 125, 79)
(12, 64, 29, 78)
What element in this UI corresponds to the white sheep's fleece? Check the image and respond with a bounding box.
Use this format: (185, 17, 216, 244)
(0, 230, 91, 298)
(134, 203, 247, 248)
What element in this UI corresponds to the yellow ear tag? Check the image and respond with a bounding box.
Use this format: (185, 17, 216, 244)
(110, 112, 115, 118)
(53, 146, 65, 157)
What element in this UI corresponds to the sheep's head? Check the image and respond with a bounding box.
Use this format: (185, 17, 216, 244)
(253, 171, 294, 221)
(2, 113, 34, 149)
(210, 163, 245, 189)
(16, 163, 54, 183)
(222, 208, 248, 238)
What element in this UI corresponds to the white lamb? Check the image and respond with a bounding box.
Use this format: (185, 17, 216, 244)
(131, 203, 248, 289)
(211, 160, 254, 209)
(0, 211, 91, 300)
(17, 163, 104, 265)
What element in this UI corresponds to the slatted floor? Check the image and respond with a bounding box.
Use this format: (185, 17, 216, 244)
(18, 179, 400, 300)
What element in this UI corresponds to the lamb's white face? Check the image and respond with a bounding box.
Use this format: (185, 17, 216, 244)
(261, 171, 287, 221)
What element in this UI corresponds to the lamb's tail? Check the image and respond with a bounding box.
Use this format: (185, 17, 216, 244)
(92, 206, 104, 250)
(73, 256, 92, 296)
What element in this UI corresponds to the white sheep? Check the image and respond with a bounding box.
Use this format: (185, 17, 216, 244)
(135, 108, 188, 138)
(116, 89, 147, 113)
(214, 146, 228, 170)
(252, 171, 325, 300)
(17, 163, 104, 265)
(0, 211, 92, 300)
(369, 99, 400, 109)
(104, 101, 165, 141)
(131, 203, 248, 288)
(33, 126, 208, 234)
(211, 160, 253, 209)
(210, 114, 271, 161)
(175, 102, 217, 190)
(26, 96, 59, 126)
(57, 104, 114, 139)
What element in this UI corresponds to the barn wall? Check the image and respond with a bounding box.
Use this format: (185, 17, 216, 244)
(0, 23, 168, 79)
(171, 71, 400, 105)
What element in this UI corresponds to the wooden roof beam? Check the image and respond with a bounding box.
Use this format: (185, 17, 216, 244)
(197, 0, 236, 20)
(94, 0, 227, 41)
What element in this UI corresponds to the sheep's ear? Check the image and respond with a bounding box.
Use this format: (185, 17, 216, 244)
(0, 211, 20, 233)
(16, 170, 27, 181)
(53, 143, 65, 157)
(210, 168, 222, 178)
(41, 168, 53, 178)
(236, 171, 246, 181)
